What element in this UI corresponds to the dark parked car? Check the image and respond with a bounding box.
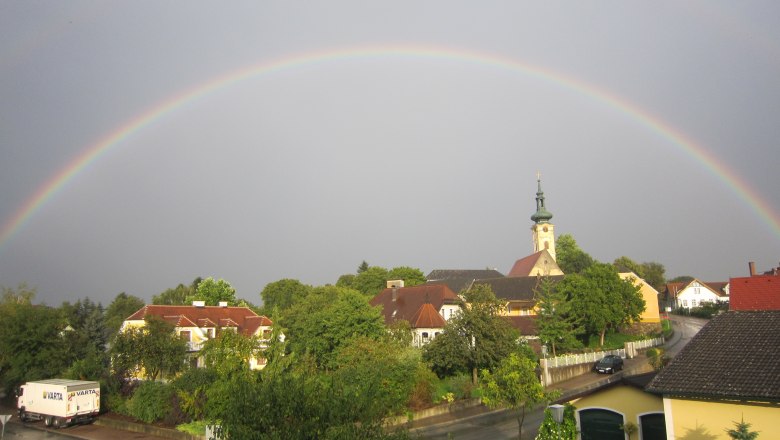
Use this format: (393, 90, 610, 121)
(594, 355, 624, 374)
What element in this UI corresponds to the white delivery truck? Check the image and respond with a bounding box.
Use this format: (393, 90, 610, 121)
(16, 379, 100, 428)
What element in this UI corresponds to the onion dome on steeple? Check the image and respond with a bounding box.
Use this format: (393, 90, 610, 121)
(530, 175, 553, 224)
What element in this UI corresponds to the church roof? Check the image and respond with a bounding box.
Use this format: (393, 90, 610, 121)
(426, 269, 505, 281)
(507, 250, 560, 277)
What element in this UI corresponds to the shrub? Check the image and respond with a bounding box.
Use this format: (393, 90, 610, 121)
(127, 381, 174, 423)
(447, 374, 475, 400)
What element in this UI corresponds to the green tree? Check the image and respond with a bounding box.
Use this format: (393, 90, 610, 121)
(613, 257, 667, 292)
(613, 256, 644, 277)
(104, 292, 145, 335)
(357, 260, 370, 273)
(188, 277, 237, 306)
(481, 353, 559, 440)
(200, 329, 262, 378)
(726, 417, 760, 440)
(110, 316, 188, 381)
(352, 266, 390, 297)
(0, 298, 70, 393)
(1, 282, 36, 305)
(152, 283, 193, 305)
(555, 234, 595, 274)
(281, 286, 386, 368)
(387, 266, 427, 287)
(560, 263, 645, 346)
(534, 277, 581, 356)
(423, 284, 519, 383)
(639, 261, 666, 292)
(259, 278, 312, 311)
(59, 297, 109, 381)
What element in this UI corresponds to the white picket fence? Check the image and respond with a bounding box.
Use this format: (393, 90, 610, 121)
(544, 336, 665, 368)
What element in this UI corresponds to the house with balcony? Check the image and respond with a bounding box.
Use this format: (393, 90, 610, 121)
(121, 301, 274, 370)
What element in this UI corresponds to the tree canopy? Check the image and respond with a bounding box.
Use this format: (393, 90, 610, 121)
(110, 315, 188, 381)
(481, 352, 558, 440)
(558, 263, 645, 346)
(534, 277, 582, 356)
(280, 286, 386, 369)
(555, 234, 595, 274)
(187, 277, 237, 306)
(104, 292, 146, 335)
(424, 284, 520, 382)
(259, 278, 312, 312)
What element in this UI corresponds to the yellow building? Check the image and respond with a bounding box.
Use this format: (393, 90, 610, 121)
(619, 272, 661, 324)
(568, 372, 666, 440)
(121, 302, 274, 374)
(647, 311, 780, 439)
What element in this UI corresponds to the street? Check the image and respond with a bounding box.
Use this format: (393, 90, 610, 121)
(1, 421, 76, 440)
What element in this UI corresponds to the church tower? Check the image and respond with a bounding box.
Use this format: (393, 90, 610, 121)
(530, 175, 556, 261)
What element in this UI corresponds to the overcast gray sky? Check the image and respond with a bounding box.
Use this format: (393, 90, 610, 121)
(2, 1, 779, 306)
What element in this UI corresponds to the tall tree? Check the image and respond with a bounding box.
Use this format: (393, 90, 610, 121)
(559, 263, 645, 346)
(281, 286, 385, 369)
(153, 283, 192, 305)
(387, 266, 427, 287)
(0, 297, 71, 393)
(534, 277, 581, 356)
(423, 284, 519, 383)
(104, 292, 145, 335)
(259, 278, 312, 311)
(640, 261, 667, 292)
(555, 234, 595, 274)
(613, 256, 644, 277)
(200, 329, 263, 379)
(188, 277, 237, 306)
(110, 315, 188, 381)
(481, 353, 559, 440)
(351, 266, 390, 297)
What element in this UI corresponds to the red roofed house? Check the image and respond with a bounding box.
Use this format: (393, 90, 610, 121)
(730, 261, 780, 311)
(370, 281, 462, 347)
(121, 301, 274, 371)
(663, 278, 729, 311)
(506, 249, 563, 277)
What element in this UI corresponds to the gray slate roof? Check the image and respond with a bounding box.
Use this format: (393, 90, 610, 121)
(646, 311, 780, 402)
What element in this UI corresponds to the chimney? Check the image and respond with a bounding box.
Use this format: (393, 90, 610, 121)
(387, 280, 404, 288)
(193, 300, 206, 307)
(749, 261, 756, 276)
(218, 301, 228, 307)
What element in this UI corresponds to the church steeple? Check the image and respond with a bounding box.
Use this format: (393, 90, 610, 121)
(530, 174, 553, 224)
(530, 174, 556, 261)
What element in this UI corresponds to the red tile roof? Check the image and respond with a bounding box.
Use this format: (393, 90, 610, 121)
(370, 284, 461, 328)
(730, 275, 780, 311)
(507, 251, 545, 277)
(126, 305, 272, 336)
(410, 303, 447, 328)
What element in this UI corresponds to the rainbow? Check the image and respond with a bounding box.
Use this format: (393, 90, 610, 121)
(2, 44, 779, 249)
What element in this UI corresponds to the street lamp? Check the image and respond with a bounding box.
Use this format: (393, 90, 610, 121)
(549, 404, 564, 424)
(548, 404, 565, 439)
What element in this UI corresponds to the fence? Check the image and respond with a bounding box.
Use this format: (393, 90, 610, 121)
(539, 336, 665, 386)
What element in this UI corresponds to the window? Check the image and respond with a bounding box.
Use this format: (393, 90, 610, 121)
(579, 409, 624, 440)
(422, 332, 429, 339)
(682, 300, 688, 307)
(692, 299, 697, 307)
(640, 413, 667, 440)
(179, 330, 191, 341)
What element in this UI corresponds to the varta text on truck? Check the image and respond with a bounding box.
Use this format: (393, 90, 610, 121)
(16, 379, 100, 428)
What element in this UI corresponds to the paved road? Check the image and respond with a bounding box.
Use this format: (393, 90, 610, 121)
(2, 420, 79, 439)
(666, 314, 707, 357)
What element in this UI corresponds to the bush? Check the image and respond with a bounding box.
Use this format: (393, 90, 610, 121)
(446, 374, 475, 400)
(127, 381, 174, 423)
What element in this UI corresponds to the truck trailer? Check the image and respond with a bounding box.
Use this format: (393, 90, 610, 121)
(16, 379, 100, 428)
